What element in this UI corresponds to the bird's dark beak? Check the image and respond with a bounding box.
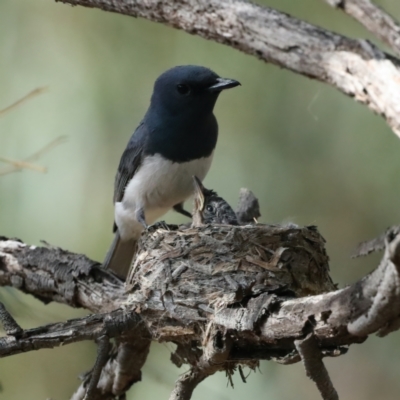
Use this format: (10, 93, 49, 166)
(192, 176, 205, 210)
(207, 78, 241, 92)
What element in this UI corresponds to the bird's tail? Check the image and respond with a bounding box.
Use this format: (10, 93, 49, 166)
(103, 231, 137, 279)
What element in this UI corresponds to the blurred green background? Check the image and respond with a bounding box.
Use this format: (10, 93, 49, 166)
(1, 0, 400, 398)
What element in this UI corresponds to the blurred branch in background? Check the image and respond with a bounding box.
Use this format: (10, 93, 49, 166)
(56, 0, 400, 138)
(0, 136, 67, 176)
(0, 87, 47, 117)
(0, 87, 66, 176)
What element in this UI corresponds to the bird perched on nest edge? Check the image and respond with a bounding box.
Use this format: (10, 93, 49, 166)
(103, 65, 240, 278)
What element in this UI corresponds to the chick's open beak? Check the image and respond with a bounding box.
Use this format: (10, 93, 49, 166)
(192, 176, 205, 211)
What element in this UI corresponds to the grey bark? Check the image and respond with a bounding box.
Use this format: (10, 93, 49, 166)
(295, 334, 339, 400)
(323, 0, 400, 57)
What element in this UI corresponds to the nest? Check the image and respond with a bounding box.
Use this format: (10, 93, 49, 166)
(125, 224, 335, 320)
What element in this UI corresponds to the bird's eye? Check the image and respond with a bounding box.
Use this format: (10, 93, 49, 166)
(176, 84, 191, 95)
(206, 205, 214, 213)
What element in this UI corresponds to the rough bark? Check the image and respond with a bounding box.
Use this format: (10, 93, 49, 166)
(323, 0, 400, 57)
(2, 224, 400, 399)
(55, 0, 400, 138)
(295, 334, 339, 400)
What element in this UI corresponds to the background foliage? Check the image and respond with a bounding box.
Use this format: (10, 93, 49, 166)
(1, 0, 400, 398)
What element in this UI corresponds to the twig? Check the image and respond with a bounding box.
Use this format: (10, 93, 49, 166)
(352, 225, 400, 258)
(0, 87, 47, 116)
(24, 135, 67, 162)
(0, 157, 47, 173)
(295, 334, 339, 400)
(0, 136, 67, 176)
(323, 0, 400, 57)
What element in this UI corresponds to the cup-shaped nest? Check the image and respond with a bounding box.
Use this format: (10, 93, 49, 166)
(126, 224, 335, 320)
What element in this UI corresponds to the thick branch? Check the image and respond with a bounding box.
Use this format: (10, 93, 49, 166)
(56, 0, 400, 138)
(0, 239, 124, 313)
(0, 309, 140, 358)
(2, 225, 400, 399)
(1, 226, 400, 358)
(324, 0, 400, 57)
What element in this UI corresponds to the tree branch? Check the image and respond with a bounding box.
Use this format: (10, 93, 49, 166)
(295, 334, 339, 400)
(323, 0, 400, 57)
(0, 238, 124, 312)
(2, 223, 400, 398)
(82, 335, 111, 400)
(55, 0, 400, 138)
(0, 308, 140, 358)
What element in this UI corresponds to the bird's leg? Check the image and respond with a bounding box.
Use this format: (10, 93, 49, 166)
(135, 207, 147, 229)
(173, 202, 192, 219)
(137, 205, 170, 232)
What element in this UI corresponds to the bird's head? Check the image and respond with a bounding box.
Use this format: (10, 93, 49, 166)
(150, 65, 240, 118)
(192, 176, 238, 227)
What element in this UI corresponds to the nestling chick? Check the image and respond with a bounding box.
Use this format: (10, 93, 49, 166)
(192, 176, 238, 227)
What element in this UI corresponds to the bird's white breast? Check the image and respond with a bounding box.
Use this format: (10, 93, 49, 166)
(115, 153, 214, 240)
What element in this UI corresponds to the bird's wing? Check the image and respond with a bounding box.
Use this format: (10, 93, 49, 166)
(113, 122, 147, 204)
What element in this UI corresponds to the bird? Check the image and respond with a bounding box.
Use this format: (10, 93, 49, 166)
(192, 176, 239, 226)
(103, 65, 240, 278)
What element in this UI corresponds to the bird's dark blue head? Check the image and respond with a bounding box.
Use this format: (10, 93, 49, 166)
(150, 65, 240, 119)
(145, 65, 240, 162)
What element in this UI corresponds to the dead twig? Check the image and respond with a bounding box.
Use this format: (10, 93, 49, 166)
(0, 135, 67, 176)
(0, 87, 47, 116)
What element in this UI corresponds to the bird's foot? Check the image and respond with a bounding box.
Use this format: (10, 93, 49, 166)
(135, 208, 148, 229)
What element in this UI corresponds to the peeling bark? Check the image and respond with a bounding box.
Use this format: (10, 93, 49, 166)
(323, 0, 400, 57)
